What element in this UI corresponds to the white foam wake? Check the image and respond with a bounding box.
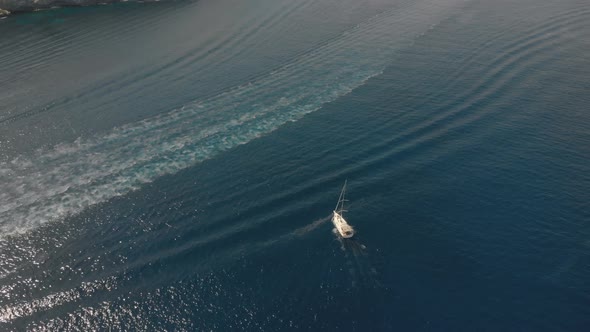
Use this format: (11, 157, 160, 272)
(0, 0, 467, 237)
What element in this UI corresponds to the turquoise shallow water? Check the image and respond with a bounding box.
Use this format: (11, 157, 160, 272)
(1, 0, 589, 330)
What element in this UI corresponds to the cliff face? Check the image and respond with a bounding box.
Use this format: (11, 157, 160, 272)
(0, 0, 148, 14)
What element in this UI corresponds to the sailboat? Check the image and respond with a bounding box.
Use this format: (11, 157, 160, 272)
(332, 180, 355, 238)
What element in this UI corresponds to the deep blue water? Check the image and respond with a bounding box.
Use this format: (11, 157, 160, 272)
(1, 0, 589, 330)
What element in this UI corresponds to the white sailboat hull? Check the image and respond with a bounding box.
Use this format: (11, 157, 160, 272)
(332, 210, 354, 238)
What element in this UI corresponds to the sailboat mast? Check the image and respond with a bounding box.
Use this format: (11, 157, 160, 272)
(334, 180, 347, 213)
(341, 180, 347, 214)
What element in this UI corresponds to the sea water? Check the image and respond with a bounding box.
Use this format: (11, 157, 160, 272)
(0, 0, 589, 330)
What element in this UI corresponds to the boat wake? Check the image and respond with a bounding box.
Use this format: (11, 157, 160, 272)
(0, 0, 468, 238)
(336, 234, 383, 289)
(293, 215, 332, 237)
